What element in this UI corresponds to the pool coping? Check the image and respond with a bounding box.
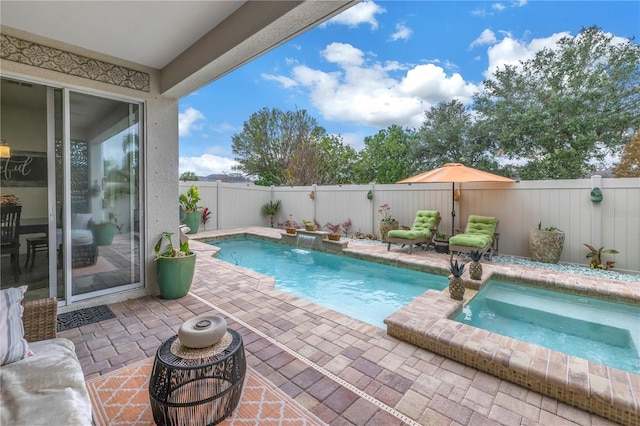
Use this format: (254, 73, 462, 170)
(194, 227, 639, 426)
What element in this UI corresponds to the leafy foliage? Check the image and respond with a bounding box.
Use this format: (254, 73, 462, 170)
(474, 26, 640, 179)
(613, 131, 640, 177)
(259, 200, 282, 227)
(415, 100, 503, 175)
(353, 125, 419, 184)
(180, 171, 199, 181)
(584, 244, 619, 270)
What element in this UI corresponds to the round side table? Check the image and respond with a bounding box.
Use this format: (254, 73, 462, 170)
(149, 329, 246, 426)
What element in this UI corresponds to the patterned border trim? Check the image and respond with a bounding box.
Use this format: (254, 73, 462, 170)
(1, 34, 150, 92)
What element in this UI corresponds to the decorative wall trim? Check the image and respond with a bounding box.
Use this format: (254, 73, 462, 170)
(1, 34, 150, 92)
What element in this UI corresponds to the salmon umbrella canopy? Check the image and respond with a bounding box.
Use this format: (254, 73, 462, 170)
(397, 163, 515, 235)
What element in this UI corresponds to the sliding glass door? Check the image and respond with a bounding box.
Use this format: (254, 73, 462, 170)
(0, 77, 143, 304)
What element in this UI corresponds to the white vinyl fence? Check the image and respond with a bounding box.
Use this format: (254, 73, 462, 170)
(181, 177, 640, 274)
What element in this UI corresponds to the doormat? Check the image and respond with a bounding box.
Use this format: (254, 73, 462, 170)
(57, 304, 116, 332)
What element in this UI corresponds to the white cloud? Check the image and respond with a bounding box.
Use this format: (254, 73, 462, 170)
(322, 1, 386, 30)
(178, 107, 205, 137)
(390, 23, 413, 42)
(179, 154, 238, 176)
(492, 3, 506, 11)
(484, 31, 570, 78)
(265, 42, 479, 130)
(470, 29, 497, 49)
(261, 73, 298, 88)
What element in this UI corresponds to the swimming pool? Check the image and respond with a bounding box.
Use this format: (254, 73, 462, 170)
(212, 237, 448, 328)
(454, 280, 640, 374)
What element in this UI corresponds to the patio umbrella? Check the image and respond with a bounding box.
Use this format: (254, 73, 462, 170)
(397, 163, 515, 235)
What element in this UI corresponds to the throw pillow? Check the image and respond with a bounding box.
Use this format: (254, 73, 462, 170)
(71, 213, 93, 230)
(0, 286, 31, 365)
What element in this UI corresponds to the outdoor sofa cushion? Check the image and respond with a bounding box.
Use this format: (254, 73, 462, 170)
(0, 337, 92, 425)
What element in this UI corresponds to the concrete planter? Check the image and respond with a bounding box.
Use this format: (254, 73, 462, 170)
(379, 220, 398, 243)
(529, 229, 565, 264)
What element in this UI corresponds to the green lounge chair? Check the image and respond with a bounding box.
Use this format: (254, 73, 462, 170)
(449, 215, 499, 261)
(387, 210, 441, 254)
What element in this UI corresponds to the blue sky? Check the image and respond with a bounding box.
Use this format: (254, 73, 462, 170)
(178, 0, 640, 176)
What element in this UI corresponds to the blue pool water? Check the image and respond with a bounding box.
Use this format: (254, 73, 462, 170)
(212, 238, 448, 328)
(454, 281, 640, 374)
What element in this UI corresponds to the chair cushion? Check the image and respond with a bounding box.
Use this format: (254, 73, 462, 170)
(463, 215, 498, 238)
(0, 286, 31, 366)
(388, 210, 439, 240)
(388, 229, 424, 239)
(449, 233, 493, 248)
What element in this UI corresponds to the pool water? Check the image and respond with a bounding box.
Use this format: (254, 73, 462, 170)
(454, 280, 640, 374)
(212, 238, 448, 328)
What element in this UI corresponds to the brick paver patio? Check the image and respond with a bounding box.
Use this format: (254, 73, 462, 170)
(59, 227, 632, 425)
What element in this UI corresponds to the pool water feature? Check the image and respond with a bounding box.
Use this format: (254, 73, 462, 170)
(454, 280, 640, 374)
(212, 238, 448, 328)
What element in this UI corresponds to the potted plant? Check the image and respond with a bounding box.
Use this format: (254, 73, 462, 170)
(179, 185, 202, 234)
(95, 212, 117, 245)
(281, 214, 299, 234)
(448, 259, 466, 300)
(434, 232, 450, 254)
(584, 244, 619, 270)
(529, 222, 565, 264)
(154, 231, 196, 299)
(302, 219, 318, 232)
(469, 249, 482, 280)
(378, 203, 398, 243)
(259, 200, 281, 227)
(325, 222, 342, 241)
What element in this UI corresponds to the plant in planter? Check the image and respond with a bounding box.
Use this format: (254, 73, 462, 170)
(281, 214, 299, 234)
(154, 231, 196, 299)
(378, 203, 398, 243)
(259, 200, 281, 227)
(95, 212, 117, 245)
(302, 219, 318, 232)
(584, 244, 619, 270)
(434, 232, 450, 254)
(324, 222, 342, 241)
(468, 249, 483, 280)
(529, 221, 565, 264)
(448, 259, 466, 300)
(179, 185, 202, 234)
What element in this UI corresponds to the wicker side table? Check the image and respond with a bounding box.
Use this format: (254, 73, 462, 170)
(149, 329, 246, 426)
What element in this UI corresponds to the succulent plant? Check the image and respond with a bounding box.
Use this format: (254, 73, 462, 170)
(469, 249, 482, 262)
(449, 259, 465, 277)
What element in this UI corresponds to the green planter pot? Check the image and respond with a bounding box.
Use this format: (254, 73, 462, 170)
(181, 211, 200, 234)
(156, 253, 196, 299)
(95, 223, 116, 245)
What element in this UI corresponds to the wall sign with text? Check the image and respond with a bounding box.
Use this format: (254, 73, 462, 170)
(0, 150, 48, 187)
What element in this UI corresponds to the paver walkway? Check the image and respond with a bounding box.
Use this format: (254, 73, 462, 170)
(60, 227, 626, 425)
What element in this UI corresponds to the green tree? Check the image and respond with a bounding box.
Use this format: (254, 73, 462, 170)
(415, 100, 503, 173)
(474, 26, 640, 179)
(353, 125, 419, 184)
(179, 171, 199, 181)
(232, 108, 326, 186)
(285, 135, 358, 185)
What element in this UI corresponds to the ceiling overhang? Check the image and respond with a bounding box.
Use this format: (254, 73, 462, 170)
(0, 1, 357, 99)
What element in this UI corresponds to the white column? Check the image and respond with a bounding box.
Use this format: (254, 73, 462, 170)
(591, 175, 602, 248)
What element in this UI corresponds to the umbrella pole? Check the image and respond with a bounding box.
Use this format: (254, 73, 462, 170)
(451, 182, 455, 236)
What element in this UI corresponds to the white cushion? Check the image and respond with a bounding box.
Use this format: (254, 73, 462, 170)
(71, 213, 93, 230)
